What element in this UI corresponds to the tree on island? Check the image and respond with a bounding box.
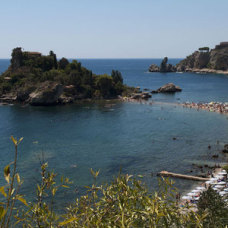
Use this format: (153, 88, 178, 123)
(58, 57, 69, 70)
(111, 70, 123, 84)
(49, 50, 58, 69)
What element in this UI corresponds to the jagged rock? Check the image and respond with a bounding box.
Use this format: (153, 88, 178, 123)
(0, 94, 17, 103)
(155, 83, 182, 93)
(131, 92, 152, 99)
(29, 81, 63, 105)
(176, 51, 210, 71)
(16, 87, 36, 102)
(210, 46, 228, 70)
(149, 57, 176, 73)
(141, 92, 152, 99)
(148, 64, 159, 72)
(59, 95, 74, 104)
(176, 42, 228, 72)
(160, 57, 168, 72)
(131, 93, 142, 99)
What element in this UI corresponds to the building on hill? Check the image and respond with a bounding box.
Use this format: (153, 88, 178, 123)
(215, 42, 228, 49)
(24, 51, 42, 58)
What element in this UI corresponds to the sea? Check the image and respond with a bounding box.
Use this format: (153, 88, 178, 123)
(0, 58, 228, 207)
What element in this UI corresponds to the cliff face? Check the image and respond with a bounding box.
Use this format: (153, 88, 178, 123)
(176, 42, 228, 72)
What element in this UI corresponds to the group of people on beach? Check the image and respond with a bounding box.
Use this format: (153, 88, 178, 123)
(183, 101, 228, 114)
(180, 169, 228, 212)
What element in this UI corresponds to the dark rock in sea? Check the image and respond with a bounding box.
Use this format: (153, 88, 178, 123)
(155, 83, 182, 93)
(141, 92, 152, 99)
(173, 137, 177, 140)
(151, 90, 158, 94)
(131, 92, 152, 100)
(148, 57, 176, 73)
(222, 144, 228, 153)
(29, 82, 63, 106)
(212, 154, 219, 158)
(148, 64, 159, 72)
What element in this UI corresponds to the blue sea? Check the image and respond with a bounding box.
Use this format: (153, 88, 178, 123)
(0, 59, 228, 207)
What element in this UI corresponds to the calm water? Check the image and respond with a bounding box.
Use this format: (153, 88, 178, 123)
(0, 59, 228, 206)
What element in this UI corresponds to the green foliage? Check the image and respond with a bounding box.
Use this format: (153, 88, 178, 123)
(111, 70, 123, 84)
(95, 74, 115, 98)
(49, 50, 58, 69)
(58, 57, 69, 70)
(197, 186, 228, 227)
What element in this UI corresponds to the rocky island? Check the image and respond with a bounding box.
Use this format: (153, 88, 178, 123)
(0, 48, 134, 105)
(149, 42, 228, 74)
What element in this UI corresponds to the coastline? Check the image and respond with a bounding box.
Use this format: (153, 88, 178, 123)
(184, 68, 228, 75)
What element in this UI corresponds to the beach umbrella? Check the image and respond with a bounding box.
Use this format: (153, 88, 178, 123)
(215, 175, 224, 179)
(219, 191, 227, 196)
(196, 186, 206, 190)
(216, 181, 226, 185)
(210, 178, 217, 181)
(182, 196, 192, 200)
(214, 185, 224, 189)
(193, 197, 200, 200)
(209, 182, 217, 185)
(218, 172, 227, 175)
(192, 189, 201, 193)
(187, 192, 196, 196)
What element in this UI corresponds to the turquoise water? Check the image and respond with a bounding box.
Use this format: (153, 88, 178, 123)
(0, 59, 228, 206)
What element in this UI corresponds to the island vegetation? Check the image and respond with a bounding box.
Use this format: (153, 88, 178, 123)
(0, 48, 134, 105)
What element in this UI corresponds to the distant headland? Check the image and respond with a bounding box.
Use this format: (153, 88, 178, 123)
(0, 48, 134, 105)
(149, 42, 228, 74)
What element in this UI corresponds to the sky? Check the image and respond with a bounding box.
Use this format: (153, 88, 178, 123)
(0, 0, 228, 59)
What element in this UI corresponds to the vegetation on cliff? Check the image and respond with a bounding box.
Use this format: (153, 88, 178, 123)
(0, 137, 228, 227)
(0, 48, 133, 105)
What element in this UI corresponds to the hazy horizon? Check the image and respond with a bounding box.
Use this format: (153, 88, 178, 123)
(1, 0, 228, 59)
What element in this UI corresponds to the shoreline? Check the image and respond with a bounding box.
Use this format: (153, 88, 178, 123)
(183, 68, 228, 75)
(181, 101, 228, 115)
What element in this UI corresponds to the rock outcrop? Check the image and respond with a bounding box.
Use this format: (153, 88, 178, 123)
(152, 83, 182, 93)
(149, 42, 228, 74)
(149, 57, 176, 73)
(28, 82, 63, 105)
(131, 92, 152, 99)
(176, 42, 228, 72)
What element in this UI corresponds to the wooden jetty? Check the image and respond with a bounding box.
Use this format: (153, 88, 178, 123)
(158, 171, 210, 181)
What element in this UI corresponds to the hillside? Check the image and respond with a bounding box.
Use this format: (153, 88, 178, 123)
(149, 42, 228, 74)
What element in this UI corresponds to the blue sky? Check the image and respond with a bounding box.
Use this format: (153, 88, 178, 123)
(0, 0, 227, 58)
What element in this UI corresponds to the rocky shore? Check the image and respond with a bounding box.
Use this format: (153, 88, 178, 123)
(149, 42, 228, 74)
